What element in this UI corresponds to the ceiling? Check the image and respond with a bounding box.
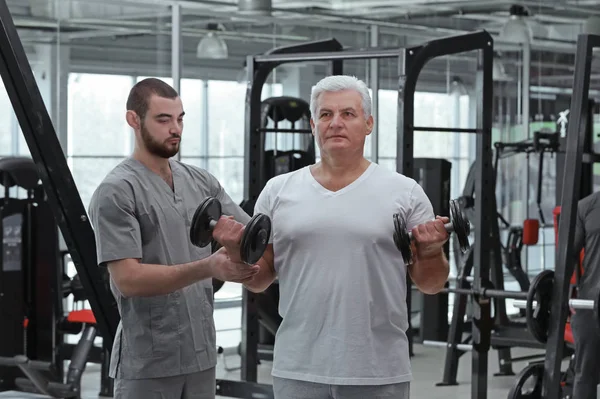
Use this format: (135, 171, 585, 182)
(4, 0, 600, 91)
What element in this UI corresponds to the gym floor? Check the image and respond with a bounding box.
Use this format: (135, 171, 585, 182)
(0, 344, 568, 399)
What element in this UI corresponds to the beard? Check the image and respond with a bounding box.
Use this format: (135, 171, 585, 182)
(140, 123, 180, 159)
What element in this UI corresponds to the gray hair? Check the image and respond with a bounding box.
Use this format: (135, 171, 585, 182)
(310, 75, 372, 120)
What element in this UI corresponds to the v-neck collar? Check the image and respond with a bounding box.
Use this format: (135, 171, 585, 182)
(128, 157, 180, 200)
(307, 162, 376, 197)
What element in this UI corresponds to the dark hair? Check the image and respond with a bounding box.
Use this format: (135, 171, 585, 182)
(126, 78, 179, 121)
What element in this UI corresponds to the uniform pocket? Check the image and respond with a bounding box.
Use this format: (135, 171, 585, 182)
(122, 314, 154, 359)
(150, 297, 180, 356)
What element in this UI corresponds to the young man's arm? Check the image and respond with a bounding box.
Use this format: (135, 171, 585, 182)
(107, 258, 214, 297)
(89, 182, 257, 298)
(107, 249, 259, 297)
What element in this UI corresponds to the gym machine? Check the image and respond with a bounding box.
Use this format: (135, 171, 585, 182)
(0, 157, 113, 398)
(409, 158, 452, 344)
(0, 2, 118, 397)
(505, 33, 600, 398)
(431, 130, 567, 385)
(243, 95, 315, 365)
(396, 30, 497, 399)
(0, 156, 58, 391)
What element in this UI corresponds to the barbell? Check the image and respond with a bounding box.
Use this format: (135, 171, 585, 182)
(512, 273, 600, 343)
(443, 268, 600, 344)
(393, 199, 471, 264)
(440, 270, 556, 343)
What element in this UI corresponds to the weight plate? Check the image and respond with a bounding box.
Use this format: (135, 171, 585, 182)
(210, 241, 225, 295)
(240, 213, 271, 265)
(212, 278, 225, 294)
(190, 197, 221, 247)
(595, 289, 600, 330)
(506, 362, 544, 399)
(526, 270, 555, 344)
(450, 199, 471, 253)
(393, 213, 413, 264)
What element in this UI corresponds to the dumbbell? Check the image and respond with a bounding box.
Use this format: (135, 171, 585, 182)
(393, 199, 471, 264)
(189, 197, 271, 265)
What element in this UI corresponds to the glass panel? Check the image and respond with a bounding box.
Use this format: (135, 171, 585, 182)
(70, 157, 127, 210)
(68, 73, 133, 156)
(0, 80, 13, 156)
(214, 306, 242, 348)
(378, 90, 397, 158)
(206, 157, 245, 205)
(207, 80, 246, 157)
(180, 79, 204, 158)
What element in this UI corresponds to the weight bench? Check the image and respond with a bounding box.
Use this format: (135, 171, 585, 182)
(0, 309, 98, 398)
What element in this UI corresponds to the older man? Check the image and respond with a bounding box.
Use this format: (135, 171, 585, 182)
(232, 75, 450, 399)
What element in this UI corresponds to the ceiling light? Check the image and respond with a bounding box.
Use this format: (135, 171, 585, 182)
(449, 77, 467, 96)
(500, 5, 532, 44)
(238, 0, 272, 16)
(197, 32, 228, 59)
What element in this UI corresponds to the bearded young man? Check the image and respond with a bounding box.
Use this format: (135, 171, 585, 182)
(88, 78, 258, 399)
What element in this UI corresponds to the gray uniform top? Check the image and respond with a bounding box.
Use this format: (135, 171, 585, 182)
(573, 191, 600, 300)
(254, 162, 434, 385)
(88, 157, 250, 380)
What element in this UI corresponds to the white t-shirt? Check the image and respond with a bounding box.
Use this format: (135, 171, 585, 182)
(254, 162, 435, 386)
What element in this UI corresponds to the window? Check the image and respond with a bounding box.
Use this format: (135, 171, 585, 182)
(68, 74, 133, 157)
(377, 90, 472, 197)
(180, 79, 205, 158)
(68, 73, 135, 208)
(208, 80, 246, 157)
(0, 82, 13, 156)
(200, 81, 282, 205)
(377, 89, 472, 279)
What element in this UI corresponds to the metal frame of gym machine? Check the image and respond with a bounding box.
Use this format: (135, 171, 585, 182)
(542, 32, 600, 399)
(0, 0, 119, 396)
(0, 0, 119, 353)
(232, 29, 495, 399)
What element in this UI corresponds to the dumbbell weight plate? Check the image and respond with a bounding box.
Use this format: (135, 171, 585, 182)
(190, 197, 222, 248)
(449, 199, 471, 253)
(393, 213, 413, 264)
(525, 269, 555, 344)
(596, 289, 600, 330)
(240, 213, 272, 265)
(506, 362, 544, 399)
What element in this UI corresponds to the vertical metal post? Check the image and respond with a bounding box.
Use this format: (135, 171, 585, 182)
(397, 47, 415, 355)
(369, 25, 379, 163)
(241, 55, 265, 383)
(171, 2, 182, 161)
(202, 81, 209, 170)
(470, 39, 494, 399)
(542, 34, 597, 399)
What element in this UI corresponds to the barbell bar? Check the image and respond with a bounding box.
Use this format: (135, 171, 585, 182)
(439, 270, 556, 344)
(422, 340, 473, 352)
(512, 298, 595, 311)
(441, 286, 529, 301)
